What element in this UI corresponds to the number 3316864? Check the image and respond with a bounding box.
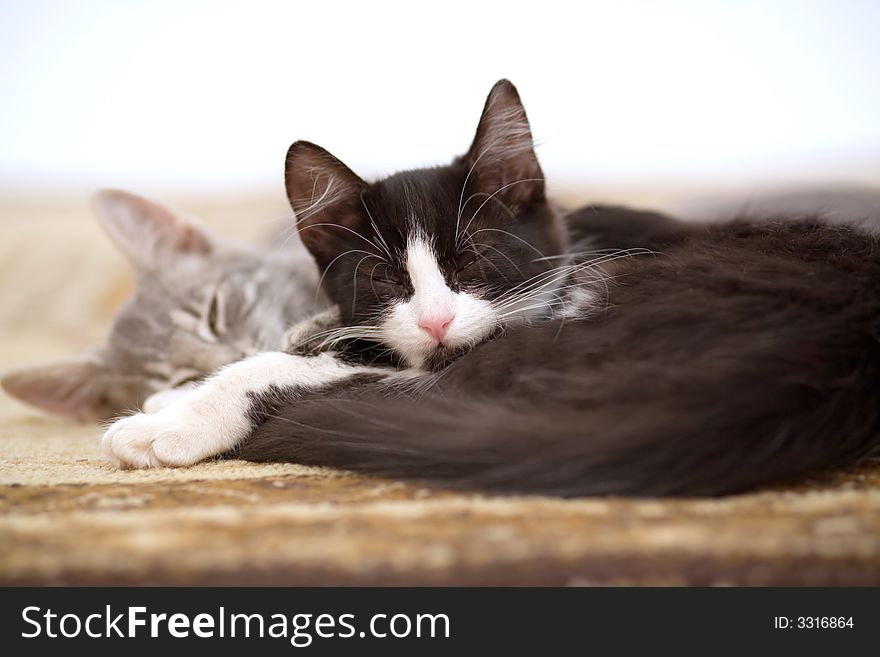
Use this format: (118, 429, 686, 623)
(774, 617, 853, 629)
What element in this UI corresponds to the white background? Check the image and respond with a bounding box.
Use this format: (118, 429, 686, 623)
(1, 0, 878, 196)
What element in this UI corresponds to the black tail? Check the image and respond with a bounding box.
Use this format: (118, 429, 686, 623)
(235, 363, 880, 497)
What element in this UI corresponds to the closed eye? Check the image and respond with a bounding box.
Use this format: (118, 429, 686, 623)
(372, 277, 403, 287)
(457, 255, 481, 272)
(207, 293, 220, 332)
(360, 267, 405, 288)
(198, 285, 227, 340)
(456, 247, 490, 273)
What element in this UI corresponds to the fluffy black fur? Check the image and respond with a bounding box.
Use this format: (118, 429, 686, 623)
(235, 217, 880, 496)
(565, 204, 694, 251)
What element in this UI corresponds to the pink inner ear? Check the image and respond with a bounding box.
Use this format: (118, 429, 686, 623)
(93, 189, 214, 266)
(145, 203, 212, 256)
(173, 223, 212, 255)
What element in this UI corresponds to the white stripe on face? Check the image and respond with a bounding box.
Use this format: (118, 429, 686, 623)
(405, 235, 456, 324)
(380, 233, 497, 369)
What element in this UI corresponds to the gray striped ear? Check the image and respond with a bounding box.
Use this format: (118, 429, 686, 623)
(1, 352, 124, 420)
(466, 79, 544, 207)
(284, 140, 368, 269)
(92, 190, 214, 273)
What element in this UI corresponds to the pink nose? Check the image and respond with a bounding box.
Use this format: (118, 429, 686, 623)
(419, 313, 454, 343)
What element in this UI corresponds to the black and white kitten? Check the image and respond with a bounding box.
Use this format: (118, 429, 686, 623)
(102, 80, 880, 497)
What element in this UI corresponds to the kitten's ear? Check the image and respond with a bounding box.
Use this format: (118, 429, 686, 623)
(1, 353, 121, 420)
(285, 140, 368, 268)
(92, 189, 214, 273)
(466, 79, 544, 207)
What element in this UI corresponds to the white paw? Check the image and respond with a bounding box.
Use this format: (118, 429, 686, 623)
(142, 382, 197, 414)
(102, 411, 209, 469)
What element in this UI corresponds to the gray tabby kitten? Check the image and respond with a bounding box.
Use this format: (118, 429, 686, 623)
(1, 190, 325, 420)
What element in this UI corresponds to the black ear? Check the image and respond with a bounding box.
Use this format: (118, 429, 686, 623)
(466, 79, 544, 208)
(285, 141, 369, 269)
(92, 190, 214, 273)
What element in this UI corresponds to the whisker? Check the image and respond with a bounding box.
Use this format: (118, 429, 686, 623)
(495, 250, 654, 303)
(458, 190, 517, 224)
(456, 138, 499, 244)
(360, 196, 395, 262)
(531, 248, 644, 262)
(299, 223, 389, 261)
(467, 240, 525, 277)
(466, 227, 547, 259)
(489, 251, 655, 318)
(348, 253, 382, 318)
(459, 239, 513, 283)
(458, 177, 545, 244)
(313, 249, 382, 303)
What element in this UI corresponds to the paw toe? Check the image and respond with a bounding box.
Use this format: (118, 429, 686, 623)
(102, 414, 163, 469)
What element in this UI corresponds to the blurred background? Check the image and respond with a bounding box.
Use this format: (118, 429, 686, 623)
(1, 0, 879, 363)
(2, 0, 879, 195)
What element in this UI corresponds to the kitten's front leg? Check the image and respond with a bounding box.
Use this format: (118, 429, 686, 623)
(102, 351, 386, 469)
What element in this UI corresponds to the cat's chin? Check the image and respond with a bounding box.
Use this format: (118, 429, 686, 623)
(417, 346, 468, 372)
(414, 327, 504, 372)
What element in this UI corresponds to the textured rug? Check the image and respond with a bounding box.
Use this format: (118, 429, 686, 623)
(2, 193, 880, 586)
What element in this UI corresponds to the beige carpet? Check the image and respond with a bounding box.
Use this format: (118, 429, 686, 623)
(2, 193, 880, 586)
